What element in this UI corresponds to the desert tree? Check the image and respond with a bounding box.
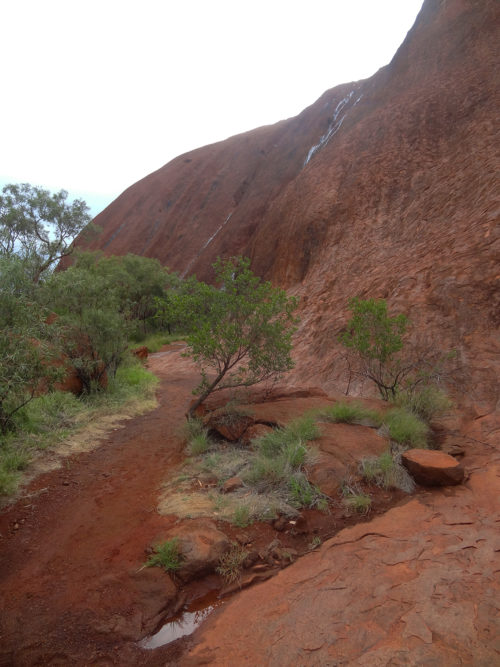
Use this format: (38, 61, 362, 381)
(184, 257, 298, 417)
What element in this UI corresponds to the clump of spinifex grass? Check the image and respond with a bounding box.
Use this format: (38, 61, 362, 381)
(144, 538, 183, 572)
(383, 408, 428, 447)
(360, 450, 415, 493)
(245, 416, 325, 511)
(182, 417, 211, 455)
(216, 543, 249, 584)
(318, 401, 383, 426)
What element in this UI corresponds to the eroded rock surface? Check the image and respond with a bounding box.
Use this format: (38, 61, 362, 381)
(184, 463, 500, 665)
(73, 0, 499, 429)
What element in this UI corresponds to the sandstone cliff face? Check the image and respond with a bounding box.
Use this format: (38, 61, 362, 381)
(79, 0, 499, 433)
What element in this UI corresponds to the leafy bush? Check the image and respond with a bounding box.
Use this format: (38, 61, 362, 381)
(144, 538, 183, 572)
(184, 256, 298, 417)
(339, 298, 408, 401)
(384, 408, 428, 447)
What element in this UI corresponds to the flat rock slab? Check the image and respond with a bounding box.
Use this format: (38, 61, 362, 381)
(402, 448, 464, 486)
(183, 466, 500, 665)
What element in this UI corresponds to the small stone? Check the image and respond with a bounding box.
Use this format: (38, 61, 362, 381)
(222, 476, 243, 493)
(62, 481, 70, 486)
(13, 523, 19, 531)
(273, 516, 288, 532)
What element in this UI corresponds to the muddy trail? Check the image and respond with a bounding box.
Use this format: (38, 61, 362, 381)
(0, 345, 199, 666)
(0, 344, 405, 666)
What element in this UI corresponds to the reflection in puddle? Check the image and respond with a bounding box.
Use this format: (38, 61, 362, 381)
(139, 594, 224, 649)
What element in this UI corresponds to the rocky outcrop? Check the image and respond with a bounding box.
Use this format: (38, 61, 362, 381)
(75, 0, 499, 431)
(184, 463, 500, 665)
(163, 519, 231, 583)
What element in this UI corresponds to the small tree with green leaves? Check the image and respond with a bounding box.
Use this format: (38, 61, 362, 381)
(185, 257, 298, 417)
(40, 266, 129, 393)
(0, 256, 62, 434)
(0, 183, 96, 283)
(339, 298, 456, 408)
(339, 298, 409, 401)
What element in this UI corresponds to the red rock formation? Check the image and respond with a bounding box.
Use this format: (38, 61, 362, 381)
(402, 447, 465, 485)
(75, 0, 499, 429)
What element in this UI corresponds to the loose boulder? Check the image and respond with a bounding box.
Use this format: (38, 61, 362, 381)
(132, 346, 149, 361)
(166, 519, 230, 583)
(401, 449, 465, 486)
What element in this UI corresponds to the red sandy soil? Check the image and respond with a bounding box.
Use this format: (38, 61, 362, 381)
(0, 345, 195, 666)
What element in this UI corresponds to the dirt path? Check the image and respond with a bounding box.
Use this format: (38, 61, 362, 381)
(0, 345, 196, 666)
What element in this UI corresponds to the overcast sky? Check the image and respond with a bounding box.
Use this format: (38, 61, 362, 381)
(1, 0, 423, 216)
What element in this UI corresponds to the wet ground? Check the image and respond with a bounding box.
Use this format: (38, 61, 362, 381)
(0, 345, 416, 666)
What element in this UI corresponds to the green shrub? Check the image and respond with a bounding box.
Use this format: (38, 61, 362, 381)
(144, 538, 183, 572)
(216, 543, 249, 583)
(319, 401, 382, 426)
(384, 408, 428, 447)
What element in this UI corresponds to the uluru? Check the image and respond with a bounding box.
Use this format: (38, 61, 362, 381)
(76, 0, 498, 429)
(1, 0, 499, 664)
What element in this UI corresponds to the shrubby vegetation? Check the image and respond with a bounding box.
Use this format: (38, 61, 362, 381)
(339, 298, 455, 413)
(182, 256, 298, 417)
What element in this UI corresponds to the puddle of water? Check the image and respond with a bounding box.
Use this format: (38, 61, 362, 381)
(139, 592, 224, 649)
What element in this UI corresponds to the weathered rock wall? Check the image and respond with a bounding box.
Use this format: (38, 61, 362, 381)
(77, 0, 499, 436)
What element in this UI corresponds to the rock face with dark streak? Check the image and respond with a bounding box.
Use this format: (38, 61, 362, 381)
(75, 0, 499, 434)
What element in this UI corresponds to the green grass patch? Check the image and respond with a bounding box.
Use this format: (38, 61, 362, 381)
(360, 451, 415, 492)
(144, 538, 183, 572)
(182, 417, 211, 455)
(343, 492, 372, 514)
(395, 386, 453, 422)
(232, 504, 252, 527)
(255, 415, 319, 459)
(384, 408, 428, 447)
(129, 332, 186, 353)
(245, 415, 323, 510)
(0, 358, 159, 499)
(319, 401, 383, 426)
